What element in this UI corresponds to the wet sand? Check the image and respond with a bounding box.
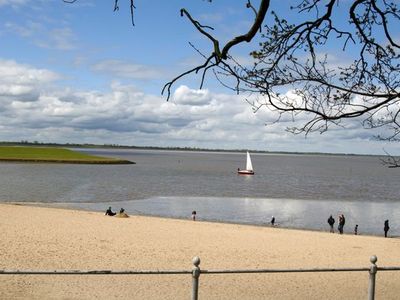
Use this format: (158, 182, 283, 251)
(1, 203, 399, 299)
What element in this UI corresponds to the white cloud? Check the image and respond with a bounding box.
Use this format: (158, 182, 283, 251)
(0, 59, 59, 83)
(4, 21, 36, 37)
(4, 18, 77, 50)
(49, 27, 77, 50)
(0, 84, 34, 96)
(172, 85, 211, 106)
(1, 59, 400, 155)
(33, 27, 77, 50)
(0, 60, 267, 147)
(92, 60, 165, 80)
(0, 59, 59, 101)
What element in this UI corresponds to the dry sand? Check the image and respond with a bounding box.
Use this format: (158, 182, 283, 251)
(0, 203, 399, 299)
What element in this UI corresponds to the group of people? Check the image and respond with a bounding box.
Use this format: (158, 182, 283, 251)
(105, 207, 129, 218)
(105, 207, 391, 237)
(327, 214, 390, 237)
(327, 214, 346, 234)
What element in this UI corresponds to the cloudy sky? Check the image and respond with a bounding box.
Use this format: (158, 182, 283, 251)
(0, 0, 399, 155)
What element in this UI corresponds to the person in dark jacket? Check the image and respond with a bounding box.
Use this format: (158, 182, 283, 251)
(384, 220, 390, 238)
(338, 214, 345, 234)
(105, 206, 116, 216)
(327, 215, 335, 233)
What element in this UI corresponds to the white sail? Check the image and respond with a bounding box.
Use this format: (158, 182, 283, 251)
(246, 152, 253, 171)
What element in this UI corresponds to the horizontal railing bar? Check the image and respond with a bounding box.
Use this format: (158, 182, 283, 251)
(0, 270, 191, 275)
(377, 267, 400, 271)
(1, 266, 400, 276)
(202, 268, 370, 274)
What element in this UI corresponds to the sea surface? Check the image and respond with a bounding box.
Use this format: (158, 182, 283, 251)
(0, 148, 399, 236)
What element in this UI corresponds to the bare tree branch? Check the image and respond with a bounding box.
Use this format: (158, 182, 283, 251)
(381, 148, 400, 168)
(63, 1, 400, 150)
(161, 0, 270, 100)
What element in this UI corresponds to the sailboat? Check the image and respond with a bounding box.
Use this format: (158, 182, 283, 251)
(237, 152, 254, 175)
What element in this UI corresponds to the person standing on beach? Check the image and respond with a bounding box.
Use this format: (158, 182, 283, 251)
(384, 220, 390, 238)
(271, 216, 275, 226)
(191, 210, 197, 221)
(354, 224, 358, 235)
(327, 215, 335, 233)
(338, 214, 345, 234)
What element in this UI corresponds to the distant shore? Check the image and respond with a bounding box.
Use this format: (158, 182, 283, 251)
(0, 141, 385, 157)
(0, 158, 134, 164)
(1, 203, 399, 299)
(0, 146, 134, 164)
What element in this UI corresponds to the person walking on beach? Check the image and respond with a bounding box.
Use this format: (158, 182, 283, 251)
(327, 215, 335, 233)
(191, 210, 197, 221)
(271, 216, 275, 226)
(105, 206, 116, 216)
(384, 220, 390, 238)
(354, 224, 358, 235)
(338, 214, 345, 234)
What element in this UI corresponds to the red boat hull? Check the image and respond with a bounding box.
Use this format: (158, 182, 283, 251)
(238, 170, 254, 175)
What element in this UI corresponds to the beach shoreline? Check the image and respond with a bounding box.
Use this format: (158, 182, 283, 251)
(3, 201, 397, 239)
(1, 203, 400, 299)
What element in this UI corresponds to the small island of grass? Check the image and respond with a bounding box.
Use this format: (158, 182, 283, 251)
(0, 146, 134, 164)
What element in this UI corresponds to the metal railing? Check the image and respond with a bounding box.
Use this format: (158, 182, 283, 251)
(1, 255, 400, 300)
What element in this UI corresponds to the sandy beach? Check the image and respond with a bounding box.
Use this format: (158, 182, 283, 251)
(1, 203, 399, 299)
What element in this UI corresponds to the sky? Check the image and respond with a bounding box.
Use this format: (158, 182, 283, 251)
(0, 0, 399, 155)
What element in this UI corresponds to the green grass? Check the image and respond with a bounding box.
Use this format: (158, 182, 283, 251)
(0, 146, 134, 164)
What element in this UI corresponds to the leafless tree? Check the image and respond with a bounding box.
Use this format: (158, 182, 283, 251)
(171, 1, 400, 138)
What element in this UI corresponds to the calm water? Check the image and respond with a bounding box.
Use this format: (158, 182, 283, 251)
(0, 149, 399, 235)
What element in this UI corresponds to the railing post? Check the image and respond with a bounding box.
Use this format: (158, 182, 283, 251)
(192, 256, 201, 300)
(368, 255, 378, 300)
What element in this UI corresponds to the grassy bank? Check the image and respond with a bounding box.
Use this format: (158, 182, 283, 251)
(0, 146, 134, 164)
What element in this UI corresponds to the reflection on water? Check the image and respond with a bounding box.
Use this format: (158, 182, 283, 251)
(1, 149, 399, 236)
(65, 196, 399, 236)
